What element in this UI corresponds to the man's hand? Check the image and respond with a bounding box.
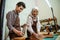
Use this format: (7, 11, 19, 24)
(13, 28, 24, 36)
(16, 31, 24, 36)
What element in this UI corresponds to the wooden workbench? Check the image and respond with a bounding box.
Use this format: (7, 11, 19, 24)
(13, 32, 53, 40)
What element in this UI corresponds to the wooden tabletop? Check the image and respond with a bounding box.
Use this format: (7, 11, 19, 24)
(13, 36, 26, 40)
(13, 32, 53, 40)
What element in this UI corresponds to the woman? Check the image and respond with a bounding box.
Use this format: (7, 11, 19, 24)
(26, 7, 45, 40)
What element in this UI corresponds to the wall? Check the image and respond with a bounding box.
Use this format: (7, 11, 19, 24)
(35, 0, 52, 19)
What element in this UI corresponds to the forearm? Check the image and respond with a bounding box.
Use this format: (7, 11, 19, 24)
(12, 28, 19, 34)
(37, 20, 42, 33)
(27, 26, 35, 35)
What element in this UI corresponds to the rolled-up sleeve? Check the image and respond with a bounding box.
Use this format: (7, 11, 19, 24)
(6, 12, 14, 32)
(27, 16, 34, 34)
(37, 17, 42, 33)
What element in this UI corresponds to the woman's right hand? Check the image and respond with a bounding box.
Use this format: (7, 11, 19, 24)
(32, 33, 38, 38)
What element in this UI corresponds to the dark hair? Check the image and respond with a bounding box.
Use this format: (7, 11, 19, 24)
(16, 2, 26, 8)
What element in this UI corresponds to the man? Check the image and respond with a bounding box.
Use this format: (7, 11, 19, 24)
(6, 2, 26, 40)
(26, 7, 44, 40)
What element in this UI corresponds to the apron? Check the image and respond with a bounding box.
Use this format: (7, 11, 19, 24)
(26, 17, 38, 40)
